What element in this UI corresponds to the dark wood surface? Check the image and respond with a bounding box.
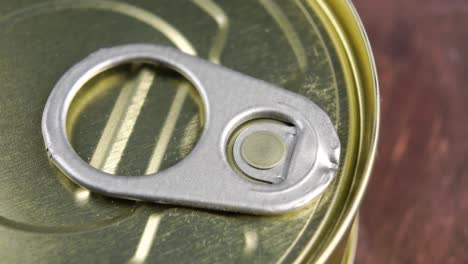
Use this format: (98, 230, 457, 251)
(353, 0, 468, 263)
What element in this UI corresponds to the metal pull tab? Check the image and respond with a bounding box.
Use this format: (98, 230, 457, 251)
(42, 44, 340, 214)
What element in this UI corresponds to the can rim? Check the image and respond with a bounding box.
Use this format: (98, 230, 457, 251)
(292, 0, 380, 262)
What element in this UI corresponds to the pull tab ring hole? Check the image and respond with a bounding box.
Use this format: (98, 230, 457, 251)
(67, 61, 205, 176)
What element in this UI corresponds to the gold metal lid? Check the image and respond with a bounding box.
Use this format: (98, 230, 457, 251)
(0, 0, 378, 263)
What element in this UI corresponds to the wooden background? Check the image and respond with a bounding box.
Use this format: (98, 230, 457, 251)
(353, 0, 468, 263)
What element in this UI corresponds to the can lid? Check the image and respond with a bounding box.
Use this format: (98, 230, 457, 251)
(0, 0, 378, 263)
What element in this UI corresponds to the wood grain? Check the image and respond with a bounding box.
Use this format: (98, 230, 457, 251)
(353, 0, 468, 263)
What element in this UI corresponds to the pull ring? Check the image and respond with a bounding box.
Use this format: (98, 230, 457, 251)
(42, 44, 340, 214)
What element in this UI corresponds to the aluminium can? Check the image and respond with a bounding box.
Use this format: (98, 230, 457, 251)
(0, 0, 378, 263)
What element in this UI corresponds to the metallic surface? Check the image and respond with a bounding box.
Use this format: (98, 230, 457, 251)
(233, 120, 296, 183)
(0, 0, 378, 263)
(240, 130, 286, 170)
(42, 44, 340, 214)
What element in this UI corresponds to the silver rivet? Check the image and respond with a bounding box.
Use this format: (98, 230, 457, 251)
(241, 131, 286, 170)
